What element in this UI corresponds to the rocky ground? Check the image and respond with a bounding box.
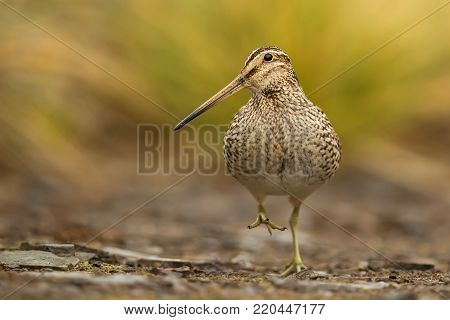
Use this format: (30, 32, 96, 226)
(0, 158, 449, 299)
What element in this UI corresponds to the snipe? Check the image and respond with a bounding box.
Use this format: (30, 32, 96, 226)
(175, 46, 341, 276)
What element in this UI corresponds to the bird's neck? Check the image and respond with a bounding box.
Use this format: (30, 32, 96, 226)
(252, 79, 309, 106)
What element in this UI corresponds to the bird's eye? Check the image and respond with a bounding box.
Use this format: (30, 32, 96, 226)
(264, 53, 273, 62)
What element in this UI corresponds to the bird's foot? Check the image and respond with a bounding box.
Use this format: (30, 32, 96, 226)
(247, 212, 287, 236)
(280, 258, 308, 277)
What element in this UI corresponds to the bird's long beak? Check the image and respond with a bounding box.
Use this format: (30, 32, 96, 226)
(174, 75, 244, 130)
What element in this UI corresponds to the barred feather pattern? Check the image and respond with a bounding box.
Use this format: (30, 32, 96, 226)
(224, 85, 341, 200)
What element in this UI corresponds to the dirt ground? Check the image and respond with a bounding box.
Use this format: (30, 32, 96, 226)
(0, 153, 449, 299)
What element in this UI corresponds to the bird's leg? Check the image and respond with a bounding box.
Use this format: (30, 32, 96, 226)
(248, 203, 287, 236)
(281, 203, 308, 277)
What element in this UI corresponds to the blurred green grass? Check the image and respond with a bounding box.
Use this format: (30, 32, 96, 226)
(0, 0, 449, 190)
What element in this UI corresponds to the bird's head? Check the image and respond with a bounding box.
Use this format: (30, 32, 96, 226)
(240, 46, 298, 93)
(174, 46, 299, 130)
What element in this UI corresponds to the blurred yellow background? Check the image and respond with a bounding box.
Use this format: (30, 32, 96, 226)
(0, 0, 449, 196)
(0, 1, 449, 299)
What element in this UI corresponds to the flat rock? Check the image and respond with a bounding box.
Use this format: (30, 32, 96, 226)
(101, 246, 215, 268)
(19, 242, 98, 255)
(0, 250, 79, 270)
(74, 252, 97, 262)
(29, 272, 150, 286)
(272, 278, 390, 292)
(20, 242, 75, 254)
